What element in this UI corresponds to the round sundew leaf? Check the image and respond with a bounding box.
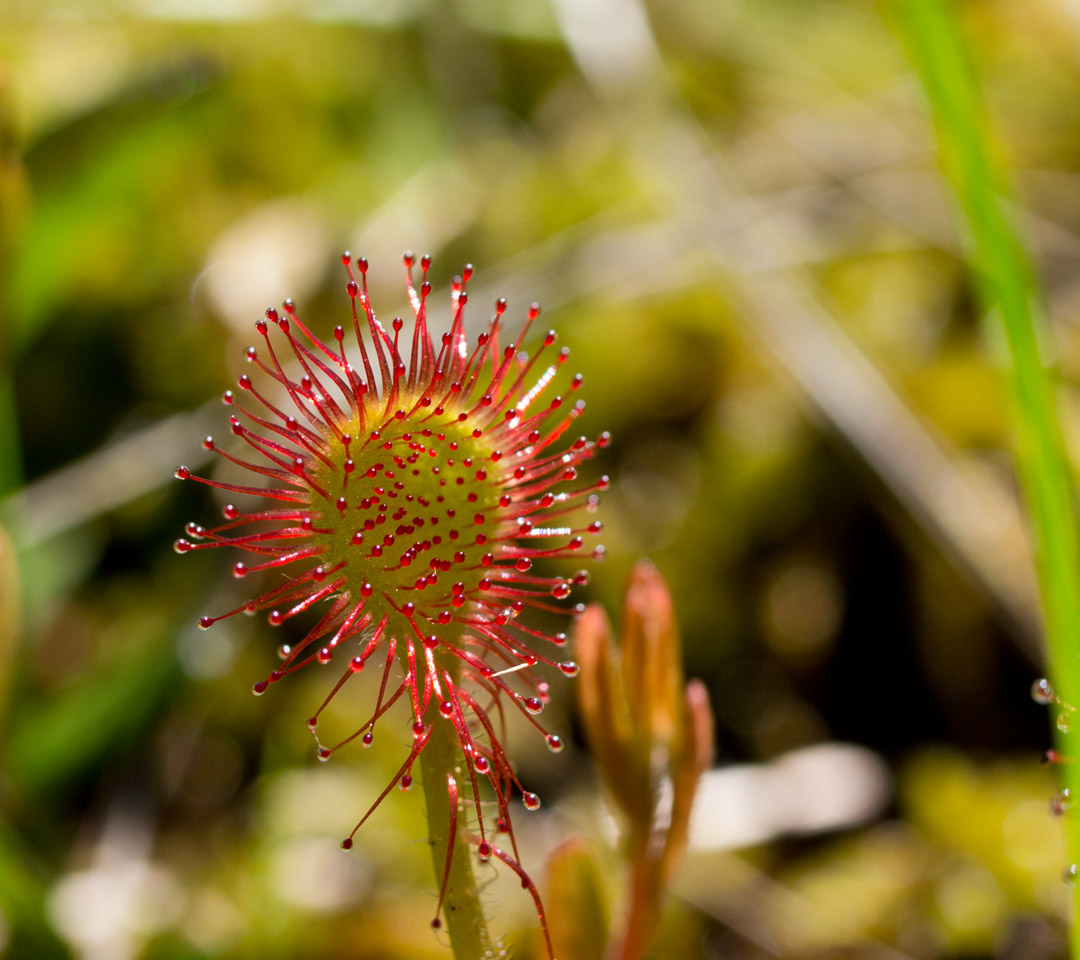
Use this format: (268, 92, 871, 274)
(174, 257, 607, 958)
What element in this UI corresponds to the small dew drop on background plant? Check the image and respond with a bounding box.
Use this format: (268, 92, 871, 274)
(174, 252, 609, 957)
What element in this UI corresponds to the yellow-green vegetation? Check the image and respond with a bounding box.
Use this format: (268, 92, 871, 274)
(3, 1, 1080, 957)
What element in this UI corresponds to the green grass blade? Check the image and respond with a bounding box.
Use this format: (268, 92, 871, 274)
(893, 0, 1080, 951)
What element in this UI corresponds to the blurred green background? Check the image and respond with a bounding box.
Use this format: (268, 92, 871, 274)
(0, 0, 1076, 957)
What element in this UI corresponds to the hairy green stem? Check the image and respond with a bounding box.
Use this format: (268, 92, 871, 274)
(894, 2, 1080, 954)
(418, 664, 492, 959)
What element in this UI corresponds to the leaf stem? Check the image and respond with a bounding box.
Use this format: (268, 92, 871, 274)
(614, 828, 663, 960)
(418, 660, 492, 959)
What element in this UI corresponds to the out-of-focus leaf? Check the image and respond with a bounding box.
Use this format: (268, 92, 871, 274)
(0, 824, 67, 960)
(662, 678, 714, 884)
(573, 603, 642, 821)
(0, 60, 27, 496)
(5, 627, 176, 795)
(542, 838, 610, 960)
(12, 528, 103, 634)
(0, 522, 18, 727)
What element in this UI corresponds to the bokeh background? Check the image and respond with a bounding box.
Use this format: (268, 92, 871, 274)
(0, 0, 1076, 957)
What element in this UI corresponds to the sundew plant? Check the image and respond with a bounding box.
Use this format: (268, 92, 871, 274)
(174, 253, 608, 957)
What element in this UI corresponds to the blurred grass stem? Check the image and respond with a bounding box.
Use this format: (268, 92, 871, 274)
(895, 0, 1080, 952)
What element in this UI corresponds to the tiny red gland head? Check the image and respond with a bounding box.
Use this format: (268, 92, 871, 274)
(175, 254, 605, 952)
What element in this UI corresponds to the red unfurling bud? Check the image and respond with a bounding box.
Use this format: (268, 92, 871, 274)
(573, 560, 713, 960)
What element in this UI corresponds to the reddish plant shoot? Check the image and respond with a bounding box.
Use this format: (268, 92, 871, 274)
(175, 253, 607, 952)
